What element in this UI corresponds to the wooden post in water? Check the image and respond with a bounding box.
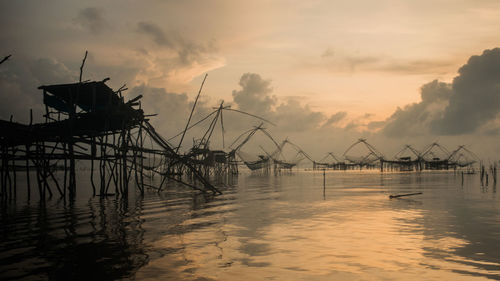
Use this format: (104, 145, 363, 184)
(35, 142, 43, 199)
(25, 144, 31, 200)
(99, 136, 105, 195)
(489, 164, 497, 185)
(41, 141, 52, 198)
(2, 141, 9, 198)
(90, 137, 96, 196)
(139, 119, 144, 194)
(480, 164, 485, 186)
(68, 140, 76, 198)
(63, 142, 67, 198)
(0, 146, 4, 198)
(122, 127, 128, 195)
(11, 147, 17, 199)
(323, 169, 326, 199)
(67, 87, 76, 199)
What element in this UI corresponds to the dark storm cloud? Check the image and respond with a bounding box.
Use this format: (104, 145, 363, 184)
(381, 80, 452, 137)
(30, 58, 75, 83)
(74, 7, 107, 33)
(431, 48, 500, 135)
(0, 57, 75, 122)
(381, 48, 500, 136)
(136, 21, 217, 65)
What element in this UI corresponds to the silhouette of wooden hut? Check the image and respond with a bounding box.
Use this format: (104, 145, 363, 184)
(0, 77, 221, 201)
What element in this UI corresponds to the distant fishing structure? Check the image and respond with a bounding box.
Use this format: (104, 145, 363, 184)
(229, 123, 278, 173)
(338, 139, 479, 173)
(232, 135, 481, 174)
(167, 95, 275, 179)
(229, 124, 314, 174)
(343, 138, 383, 169)
(313, 152, 343, 170)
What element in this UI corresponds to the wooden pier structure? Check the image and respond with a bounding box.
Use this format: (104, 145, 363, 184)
(0, 78, 221, 201)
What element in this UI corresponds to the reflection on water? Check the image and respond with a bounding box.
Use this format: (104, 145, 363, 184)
(1, 171, 500, 280)
(0, 196, 148, 280)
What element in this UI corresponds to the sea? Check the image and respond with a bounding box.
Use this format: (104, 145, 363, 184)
(1, 170, 499, 280)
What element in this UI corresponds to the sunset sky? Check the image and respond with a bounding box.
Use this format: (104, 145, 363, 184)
(2, 0, 500, 158)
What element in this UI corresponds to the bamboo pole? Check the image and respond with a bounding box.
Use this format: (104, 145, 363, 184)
(12, 147, 17, 199)
(122, 126, 129, 196)
(139, 118, 144, 194)
(25, 144, 31, 200)
(63, 142, 67, 198)
(90, 136, 96, 196)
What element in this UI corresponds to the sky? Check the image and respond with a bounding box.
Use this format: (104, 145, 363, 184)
(2, 0, 500, 160)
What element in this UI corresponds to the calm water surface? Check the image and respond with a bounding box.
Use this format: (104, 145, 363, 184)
(1, 171, 500, 280)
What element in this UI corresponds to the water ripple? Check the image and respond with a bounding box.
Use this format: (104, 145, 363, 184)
(1, 172, 500, 280)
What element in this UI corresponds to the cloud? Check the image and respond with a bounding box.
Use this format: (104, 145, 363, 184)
(379, 59, 455, 75)
(127, 84, 190, 135)
(379, 48, 500, 137)
(231, 73, 276, 117)
(323, 111, 347, 127)
(136, 22, 172, 47)
(74, 7, 107, 34)
(126, 72, 329, 151)
(30, 58, 75, 84)
(367, 120, 385, 130)
(131, 21, 224, 88)
(136, 21, 218, 66)
(381, 80, 452, 137)
(274, 98, 325, 131)
(431, 48, 500, 135)
(308, 47, 455, 75)
(0, 57, 75, 123)
(231, 73, 331, 133)
(125, 84, 219, 151)
(343, 121, 361, 131)
(318, 48, 380, 72)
